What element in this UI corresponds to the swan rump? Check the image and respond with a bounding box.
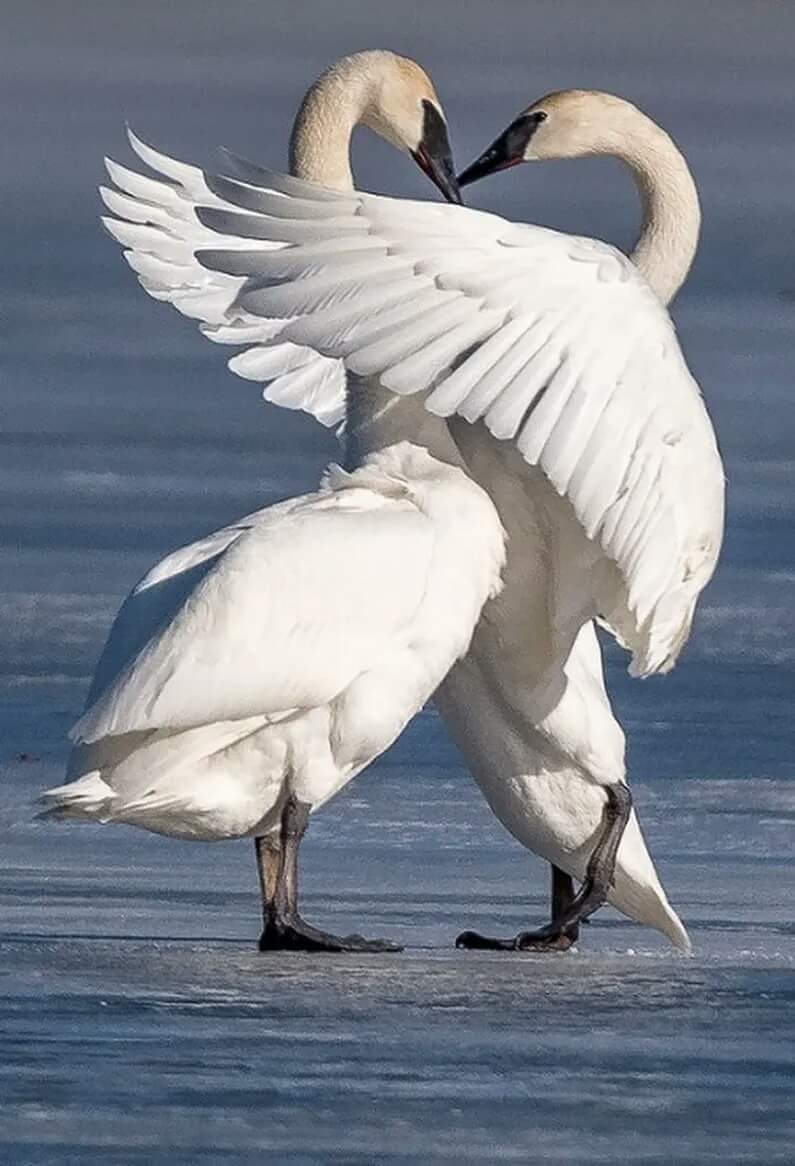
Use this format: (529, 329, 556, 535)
(41, 443, 506, 840)
(100, 132, 724, 679)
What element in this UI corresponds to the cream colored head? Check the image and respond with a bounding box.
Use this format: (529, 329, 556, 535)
(359, 53, 440, 152)
(516, 90, 663, 161)
(459, 90, 674, 181)
(289, 50, 461, 202)
(457, 88, 700, 305)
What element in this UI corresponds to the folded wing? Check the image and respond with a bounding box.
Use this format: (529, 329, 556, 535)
(74, 491, 435, 743)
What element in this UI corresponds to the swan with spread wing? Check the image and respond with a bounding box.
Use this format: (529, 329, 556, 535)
(98, 57, 723, 950)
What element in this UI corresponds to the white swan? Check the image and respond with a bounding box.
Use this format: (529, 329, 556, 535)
(441, 91, 716, 949)
(41, 443, 506, 951)
(98, 69, 723, 950)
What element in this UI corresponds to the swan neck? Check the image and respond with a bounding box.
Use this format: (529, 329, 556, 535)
(620, 121, 701, 305)
(344, 375, 464, 470)
(289, 59, 374, 191)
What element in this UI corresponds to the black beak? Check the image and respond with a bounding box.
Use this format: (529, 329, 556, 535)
(457, 112, 545, 188)
(411, 100, 463, 205)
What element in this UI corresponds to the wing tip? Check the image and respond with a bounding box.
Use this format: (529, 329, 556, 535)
(97, 185, 116, 213)
(126, 124, 148, 158)
(99, 214, 127, 244)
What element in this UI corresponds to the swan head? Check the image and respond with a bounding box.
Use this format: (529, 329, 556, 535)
(291, 51, 461, 202)
(357, 51, 462, 204)
(458, 90, 647, 185)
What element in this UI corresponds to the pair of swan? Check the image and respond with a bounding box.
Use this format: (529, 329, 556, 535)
(46, 50, 724, 952)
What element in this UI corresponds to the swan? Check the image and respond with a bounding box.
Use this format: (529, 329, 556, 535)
(98, 75, 724, 951)
(443, 90, 715, 949)
(40, 443, 506, 952)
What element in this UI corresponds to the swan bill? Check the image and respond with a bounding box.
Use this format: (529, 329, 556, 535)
(411, 99, 462, 205)
(457, 111, 547, 187)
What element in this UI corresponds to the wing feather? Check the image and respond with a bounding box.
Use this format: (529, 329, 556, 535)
(380, 307, 505, 396)
(103, 132, 346, 427)
(349, 296, 473, 379)
(102, 136, 725, 674)
(203, 172, 360, 220)
(283, 286, 454, 354)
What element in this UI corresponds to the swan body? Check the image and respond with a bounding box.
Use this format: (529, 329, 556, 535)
(97, 73, 722, 948)
(41, 443, 506, 840)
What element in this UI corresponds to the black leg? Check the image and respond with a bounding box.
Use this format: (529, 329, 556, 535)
(257, 796, 402, 954)
(254, 833, 281, 920)
(456, 784, 632, 952)
(551, 865, 579, 945)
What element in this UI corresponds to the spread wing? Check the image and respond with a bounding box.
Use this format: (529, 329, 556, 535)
(73, 491, 435, 743)
(100, 133, 346, 427)
(101, 133, 725, 677)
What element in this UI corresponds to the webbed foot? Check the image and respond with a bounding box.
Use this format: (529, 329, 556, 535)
(259, 913, 402, 953)
(455, 927, 576, 952)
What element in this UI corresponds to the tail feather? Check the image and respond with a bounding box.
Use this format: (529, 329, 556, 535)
(609, 808, 691, 952)
(37, 772, 116, 822)
(609, 870, 691, 952)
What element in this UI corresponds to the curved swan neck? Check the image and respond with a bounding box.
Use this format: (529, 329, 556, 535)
(289, 54, 380, 191)
(616, 115, 700, 305)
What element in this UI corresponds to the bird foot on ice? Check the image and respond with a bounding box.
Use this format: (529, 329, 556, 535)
(455, 927, 577, 952)
(258, 914, 402, 953)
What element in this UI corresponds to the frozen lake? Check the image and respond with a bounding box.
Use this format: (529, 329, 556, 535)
(2, 2, 793, 1162)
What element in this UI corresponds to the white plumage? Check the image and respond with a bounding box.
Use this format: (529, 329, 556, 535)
(100, 133, 723, 681)
(95, 68, 724, 951)
(41, 443, 506, 842)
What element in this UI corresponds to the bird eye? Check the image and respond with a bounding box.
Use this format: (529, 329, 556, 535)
(534, 111, 548, 123)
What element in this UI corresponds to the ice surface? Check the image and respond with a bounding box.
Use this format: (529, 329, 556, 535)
(1, 2, 793, 1163)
